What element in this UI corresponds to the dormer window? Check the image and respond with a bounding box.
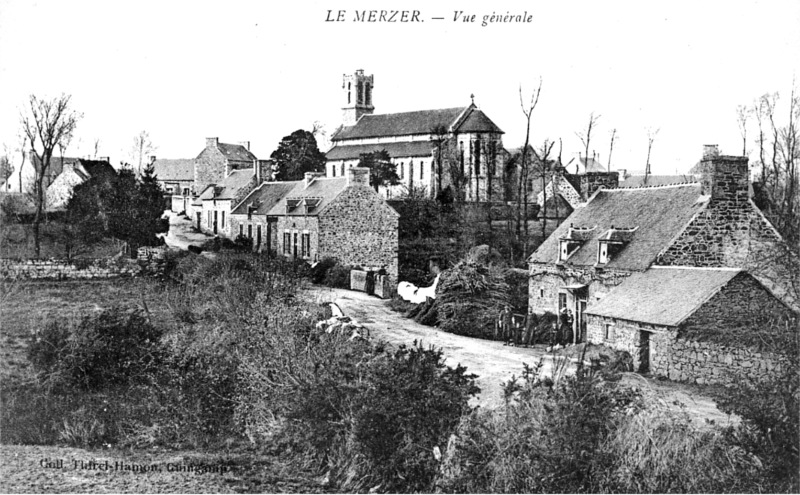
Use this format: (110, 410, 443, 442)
(557, 224, 596, 262)
(304, 197, 322, 214)
(596, 225, 638, 265)
(286, 198, 301, 213)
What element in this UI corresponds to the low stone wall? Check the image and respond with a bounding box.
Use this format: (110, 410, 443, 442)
(0, 246, 168, 280)
(350, 269, 392, 299)
(652, 337, 788, 386)
(0, 257, 140, 280)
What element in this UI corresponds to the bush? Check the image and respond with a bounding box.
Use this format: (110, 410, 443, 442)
(28, 307, 163, 390)
(323, 263, 352, 289)
(310, 257, 337, 284)
(436, 260, 511, 338)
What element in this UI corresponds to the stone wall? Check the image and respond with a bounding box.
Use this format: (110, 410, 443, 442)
(276, 216, 320, 261)
(318, 185, 399, 281)
(528, 263, 631, 315)
(586, 314, 790, 386)
(194, 146, 226, 195)
(579, 172, 619, 201)
(0, 257, 141, 280)
(230, 214, 278, 253)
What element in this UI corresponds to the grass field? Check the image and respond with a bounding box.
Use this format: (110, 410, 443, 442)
(0, 222, 124, 259)
(0, 278, 170, 384)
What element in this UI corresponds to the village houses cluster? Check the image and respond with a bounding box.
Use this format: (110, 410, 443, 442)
(5, 69, 797, 386)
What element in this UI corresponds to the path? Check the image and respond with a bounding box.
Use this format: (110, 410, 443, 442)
(307, 287, 740, 428)
(160, 211, 214, 251)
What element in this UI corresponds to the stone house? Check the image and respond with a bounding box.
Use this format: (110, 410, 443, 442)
(46, 158, 115, 210)
(584, 266, 795, 379)
(195, 138, 258, 194)
(325, 69, 506, 201)
(266, 167, 399, 281)
(198, 159, 269, 237)
(527, 146, 796, 383)
(229, 181, 297, 251)
(151, 157, 195, 213)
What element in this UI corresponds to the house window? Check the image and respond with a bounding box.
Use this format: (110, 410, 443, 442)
(293, 232, 299, 257)
(558, 293, 567, 314)
(256, 225, 262, 246)
(207, 211, 212, 229)
(248, 224, 253, 239)
(604, 323, 615, 341)
(539, 287, 544, 298)
(599, 242, 609, 264)
(302, 232, 311, 257)
(409, 161, 414, 182)
(239, 224, 243, 237)
(182, 187, 190, 196)
(332, 164, 336, 177)
(400, 162, 404, 178)
(221, 211, 225, 229)
(420, 160, 424, 180)
(341, 163, 345, 176)
(283, 232, 291, 254)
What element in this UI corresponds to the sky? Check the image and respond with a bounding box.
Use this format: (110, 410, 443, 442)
(0, 0, 798, 174)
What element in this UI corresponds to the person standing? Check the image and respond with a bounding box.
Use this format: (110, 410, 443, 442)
(500, 305, 513, 345)
(523, 310, 537, 347)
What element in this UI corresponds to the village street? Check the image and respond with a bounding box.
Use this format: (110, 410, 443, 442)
(307, 286, 740, 429)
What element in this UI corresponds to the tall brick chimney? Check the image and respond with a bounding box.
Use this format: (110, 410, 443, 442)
(206, 137, 219, 148)
(699, 146, 749, 203)
(346, 167, 370, 187)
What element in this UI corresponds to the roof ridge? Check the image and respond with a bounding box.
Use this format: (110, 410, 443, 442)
(606, 181, 700, 191)
(365, 106, 466, 118)
(650, 265, 741, 271)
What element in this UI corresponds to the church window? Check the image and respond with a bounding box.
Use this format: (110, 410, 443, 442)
(459, 142, 464, 175)
(357, 81, 364, 104)
(475, 137, 482, 175)
(365, 83, 372, 106)
(347, 82, 351, 104)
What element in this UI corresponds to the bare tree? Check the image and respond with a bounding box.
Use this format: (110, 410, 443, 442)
(430, 124, 449, 198)
(575, 112, 600, 173)
(736, 104, 750, 157)
(532, 139, 555, 248)
(644, 127, 660, 185)
(19, 94, 81, 257)
(15, 131, 28, 193)
(517, 78, 543, 244)
(131, 130, 155, 175)
(607, 128, 618, 172)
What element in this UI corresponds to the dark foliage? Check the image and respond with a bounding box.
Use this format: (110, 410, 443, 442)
(270, 129, 326, 181)
(28, 307, 163, 390)
(310, 256, 337, 284)
(357, 149, 400, 191)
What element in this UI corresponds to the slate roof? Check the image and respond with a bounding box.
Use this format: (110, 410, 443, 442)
(203, 169, 254, 201)
(266, 177, 348, 216)
(565, 156, 606, 173)
(332, 104, 504, 142)
(152, 159, 195, 181)
(528, 183, 709, 271)
(32, 155, 75, 177)
(77, 159, 115, 179)
(585, 267, 743, 326)
(197, 142, 257, 162)
(619, 175, 695, 188)
(231, 181, 298, 216)
(326, 141, 435, 160)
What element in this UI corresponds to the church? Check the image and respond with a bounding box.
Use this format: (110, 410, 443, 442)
(325, 69, 508, 201)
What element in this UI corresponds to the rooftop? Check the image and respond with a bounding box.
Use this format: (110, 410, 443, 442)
(326, 141, 435, 160)
(152, 158, 195, 182)
(231, 181, 298, 216)
(266, 177, 348, 216)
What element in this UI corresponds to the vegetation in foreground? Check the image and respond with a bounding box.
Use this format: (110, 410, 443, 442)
(1, 251, 797, 493)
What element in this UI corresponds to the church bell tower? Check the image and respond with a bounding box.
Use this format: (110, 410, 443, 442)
(342, 69, 374, 126)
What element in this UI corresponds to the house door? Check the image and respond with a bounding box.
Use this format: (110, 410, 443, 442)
(293, 232, 298, 259)
(256, 225, 262, 249)
(266, 222, 272, 255)
(196, 212, 201, 230)
(577, 300, 587, 343)
(213, 211, 218, 234)
(639, 331, 651, 373)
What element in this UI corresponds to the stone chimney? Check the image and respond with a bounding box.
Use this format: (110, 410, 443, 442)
(699, 147, 749, 203)
(206, 137, 219, 148)
(239, 141, 250, 150)
(253, 159, 272, 183)
(346, 167, 370, 187)
(579, 171, 619, 201)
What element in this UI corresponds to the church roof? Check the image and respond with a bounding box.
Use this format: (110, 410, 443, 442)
(332, 104, 504, 141)
(585, 267, 743, 326)
(326, 141, 435, 160)
(528, 183, 709, 271)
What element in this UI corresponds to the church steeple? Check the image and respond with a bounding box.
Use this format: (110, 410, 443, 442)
(342, 69, 374, 126)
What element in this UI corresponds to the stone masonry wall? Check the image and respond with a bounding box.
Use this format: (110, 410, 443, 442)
(580, 172, 619, 201)
(528, 263, 631, 315)
(276, 215, 320, 261)
(318, 185, 399, 281)
(194, 147, 227, 195)
(0, 257, 141, 280)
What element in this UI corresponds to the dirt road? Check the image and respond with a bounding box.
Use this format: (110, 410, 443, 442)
(307, 287, 740, 428)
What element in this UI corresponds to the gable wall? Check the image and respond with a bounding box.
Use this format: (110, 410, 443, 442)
(46, 167, 85, 210)
(318, 185, 399, 280)
(195, 147, 227, 195)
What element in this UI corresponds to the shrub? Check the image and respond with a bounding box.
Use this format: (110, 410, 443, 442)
(323, 263, 352, 289)
(436, 260, 510, 338)
(28, 307, 163, 390)
(310, 257, 337, 284)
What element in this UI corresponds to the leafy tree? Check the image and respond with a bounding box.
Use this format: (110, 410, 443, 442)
(60, 176, 109, 259)
(270, 129, 326, 181)
(357, 149, 400, 191)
